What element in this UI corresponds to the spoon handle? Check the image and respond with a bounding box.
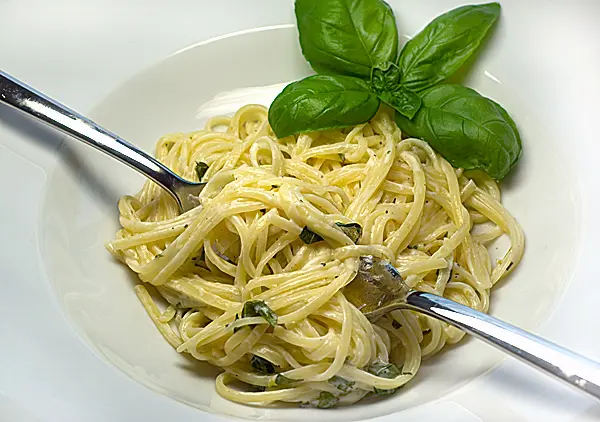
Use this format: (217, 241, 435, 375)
(405, 290, 600, 399)
(0, 70, 182, 200)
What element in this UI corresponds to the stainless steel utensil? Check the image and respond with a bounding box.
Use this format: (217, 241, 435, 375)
(0, 70, 204, 212)
(344, 256, 600, 400)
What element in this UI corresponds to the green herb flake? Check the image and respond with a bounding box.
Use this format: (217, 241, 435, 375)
(367, 361, 403, 395)
(241, 300, 278, 327)
(195, 161, 209, 181)
(299, 226, 323, 244)
(316, 391, 339, 409)
(268, 374, 299, 388)
(250, 355, 276, 375)
(335, 222, 362, 244)
(329, 375, 355, 394)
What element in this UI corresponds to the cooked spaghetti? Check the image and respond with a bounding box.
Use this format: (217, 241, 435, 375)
(106, 104, 524, 407)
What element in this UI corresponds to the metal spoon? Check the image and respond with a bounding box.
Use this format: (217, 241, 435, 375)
(344, 256, 600, 400)
(0, 70, 204, 212)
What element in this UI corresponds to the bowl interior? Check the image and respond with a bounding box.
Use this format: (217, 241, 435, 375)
(40, 25, 582, 421)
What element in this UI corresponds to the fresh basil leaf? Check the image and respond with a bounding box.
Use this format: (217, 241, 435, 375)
(241, 300, 278, 327)
(195, 161, 209, 181)
(269, 75, 380, 138)
(299, 226, 324, 244)
(335, 222, 362, 244)
(295, 0, 398, 78)
(250, 355, 276, 374)
(395, 84, 521, 180)
(329, 375, 355, 394)
(397, 3, 501, 92)
(316, 391, 339, 409)
(370, 62, 422, 119)
(367, 361, 402, 395)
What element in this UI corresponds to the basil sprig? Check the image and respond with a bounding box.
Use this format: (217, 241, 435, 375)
(268, 1, 521, 180)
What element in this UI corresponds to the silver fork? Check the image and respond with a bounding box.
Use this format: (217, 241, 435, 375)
(344, 256, 600, 400)
(0, 70, 204, 212)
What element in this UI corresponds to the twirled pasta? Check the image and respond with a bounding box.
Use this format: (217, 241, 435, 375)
(106, 104, 524, 407)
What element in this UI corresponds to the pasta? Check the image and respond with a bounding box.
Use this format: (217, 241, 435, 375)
(106, 104, 524, 407)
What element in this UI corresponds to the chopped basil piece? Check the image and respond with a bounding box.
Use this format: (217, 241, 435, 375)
(195, 161, 209, 181)
(317, 391, 338, 409)
(368, 361, 401, 378)
(299, 226, 323, 244)
(329, 375, 354, 393)
(268, 374, 298, 388)
(241, 300, 278, 327)
(335, 222, 362, 244)
(367, 361, 402, 395)
(373, 386, 398, 395)
(250, 355, 276, 374)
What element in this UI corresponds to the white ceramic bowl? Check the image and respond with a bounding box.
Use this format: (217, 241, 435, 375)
(2, 1, 600, 421)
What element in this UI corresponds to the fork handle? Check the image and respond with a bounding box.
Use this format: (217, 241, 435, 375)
(405, 290, 600, 399)
(0, 70, 184, 205)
